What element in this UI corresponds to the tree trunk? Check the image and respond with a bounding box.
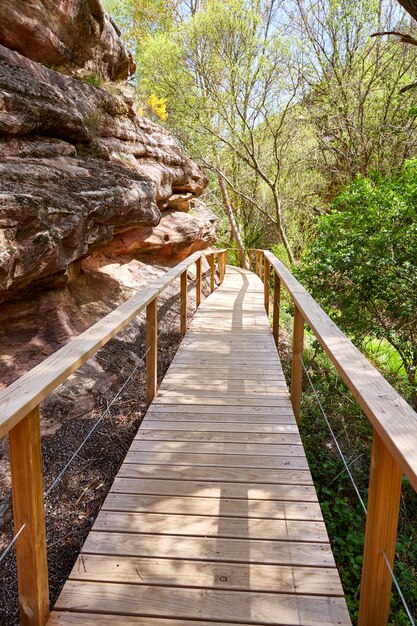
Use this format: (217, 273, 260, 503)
(216, 160, 248, 269)
(272, 190, 295, 265)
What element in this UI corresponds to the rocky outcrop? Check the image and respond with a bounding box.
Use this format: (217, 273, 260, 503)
(104, 200, 218, 260)
(0, 44, 213, 303)
(0, 0, 135, 81)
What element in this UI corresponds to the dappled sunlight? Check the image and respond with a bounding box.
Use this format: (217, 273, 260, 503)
(48, 265, 350, 624)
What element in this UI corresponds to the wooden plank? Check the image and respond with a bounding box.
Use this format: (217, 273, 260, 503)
(180, 270, 187, 333)
(108, 478, 318, 500)
(209, 253, 215, 292)
(358, 431, 402, 626)
(146, 405, 295, 415)
(196, 256, 202, 307)
(141, 419, 299, 430)
(116, 465, 314, 484)
(9, 407, 50, 626)
(146, 298, 157, 407)
(130, 441, 305, 456)
(101, 494, 322, 520)
(290, 305, 304, 424)
(54, 581, 351, 625)
(264, 256, 270, 314)
(48, 615, 262, 626)
(159, 383, 287, 394)
(151, 396, 293, 406)
(93, 510, 327, 541)
(273, 270, 280, 347)
(83, 530, 335, 568)
(82, 531, 337, 567)
(67, 554, 344, 595)
(162, 374, 287, 382)
(123, 451, 309, 469)
(135, 429, 302, 443)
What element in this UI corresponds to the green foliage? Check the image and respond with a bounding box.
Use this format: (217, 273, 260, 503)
(285, 340, 417, 625)
(299, 160, 417, 404)
(102, 0, 176, 56)
(80, 72, 102, 87)
(294, 0, 417, 197)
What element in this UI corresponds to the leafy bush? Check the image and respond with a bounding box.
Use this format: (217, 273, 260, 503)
(299, 160, 417, 406)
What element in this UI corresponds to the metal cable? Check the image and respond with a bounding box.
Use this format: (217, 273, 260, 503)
(299, 355, 367, 514)
(44, 275, 200, 498)
(0, 524, 26, 565)
(44, 357, 143, 497)
(300, 354, 416, 624)
(382, 551, 416, 626)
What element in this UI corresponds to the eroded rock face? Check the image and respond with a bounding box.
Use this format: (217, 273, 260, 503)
(104, 200, 219, 261)
(0, 0, 135, 81)
(0, 156, 159, 300)
(0, 44, 212, 302)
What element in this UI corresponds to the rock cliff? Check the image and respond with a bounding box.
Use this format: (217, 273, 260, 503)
(0, 2, 217, 383)
(0, 0, 135, 80)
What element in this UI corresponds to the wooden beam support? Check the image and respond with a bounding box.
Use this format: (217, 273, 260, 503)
(146, 298, 157, 407)
(220, 251, 226, 283)
(273, 270, 280, 348)
(358, 431, 402, 626)
(195, 257, 202, 307)
(180, 270, 188, 334)
(290, 305, 304, 423)
(209, 254, 215, 293)
(9, 406, 49, 626)
(264, 257, 270, 315)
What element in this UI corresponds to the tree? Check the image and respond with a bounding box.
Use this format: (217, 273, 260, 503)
(299, 159, 417, 406)
(286, 0, 417, 198)
(139, 0, 306, 263)
(102, 0, 177, 56)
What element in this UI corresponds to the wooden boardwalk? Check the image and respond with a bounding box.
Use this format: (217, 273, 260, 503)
(49, 267, 351, 626)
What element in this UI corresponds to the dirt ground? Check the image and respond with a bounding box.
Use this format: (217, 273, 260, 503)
(0, 277, 210, 625)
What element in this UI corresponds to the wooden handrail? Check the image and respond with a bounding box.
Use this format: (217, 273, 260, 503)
(253, 248, 417, 626)
(0, 248, 225, 626)
(262, 249, 417, 491)
(0, 250, 225, 438)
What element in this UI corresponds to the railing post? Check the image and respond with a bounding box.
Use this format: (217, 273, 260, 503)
(209, 253, 215, 293)
(196, 256, 202, 307)
(358, 430, 402, 626)
(255, 251, 260, 276)
(146, 298, 157, 407)
(220, 251, 226, 283)
(290, 304, 304, 423)
(9, 406, 50, 626)
(264, 257, 270, 315)
(273, 270, 280, 348)
(180, 270, 188, 333)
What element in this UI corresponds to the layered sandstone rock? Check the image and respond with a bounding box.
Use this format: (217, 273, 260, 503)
(0, 44, 214, 303)
(0, 0, 135, 80)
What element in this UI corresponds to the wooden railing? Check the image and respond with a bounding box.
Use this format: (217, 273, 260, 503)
(0, 249, 227, 626)
(246, 248, 417, 626)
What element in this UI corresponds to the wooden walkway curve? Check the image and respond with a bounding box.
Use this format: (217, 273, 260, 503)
(48, 267, 351, 626)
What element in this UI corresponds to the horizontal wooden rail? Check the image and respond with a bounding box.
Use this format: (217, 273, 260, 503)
(0, 247, 225, 626)
(253, 248, 417, 626)
(0, 250, 224, 439)
(262, 249, 417, 492)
